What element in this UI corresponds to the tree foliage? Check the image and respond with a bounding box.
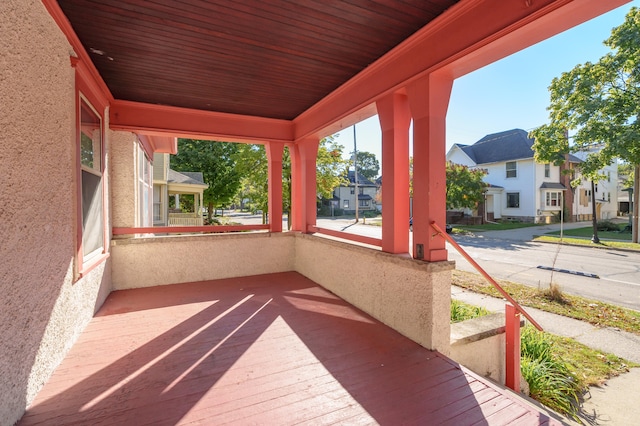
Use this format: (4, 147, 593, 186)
(529, 7, 640, 241)
(233, 136, 348, 224)
(445, 162, 487, 210)
(353, 151, 380, 181)
(171, 139, 241, 221)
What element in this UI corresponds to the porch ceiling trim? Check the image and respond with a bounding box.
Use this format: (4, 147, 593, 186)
(45, 0, 629, 144)
(295, 0, 630, 140)
(110, 100, 294, 144)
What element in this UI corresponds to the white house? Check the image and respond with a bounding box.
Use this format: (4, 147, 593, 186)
(447, 129, 618, 223)
(333, 170, 378, 215)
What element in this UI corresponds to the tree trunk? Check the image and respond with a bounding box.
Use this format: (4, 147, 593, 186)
(633, 165, 639, 243)
(590, 180, 600, 243)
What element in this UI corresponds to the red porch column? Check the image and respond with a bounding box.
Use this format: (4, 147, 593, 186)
(406, 72, 453, 262)
(505, 303, 522, 392)
(290, 138, 319, 232)
(266, 142, 284, 232)
(377, 93, 411, 254)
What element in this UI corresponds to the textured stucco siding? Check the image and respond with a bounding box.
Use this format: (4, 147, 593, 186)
(111, 232, 296, 290)
(0, 2, 112, 425)
(294, 234, 454, 353)
(110, 131, 139, 228)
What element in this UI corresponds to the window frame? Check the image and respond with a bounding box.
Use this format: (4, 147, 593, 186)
(137, 144, 153, 227)
(505, 161, 517, 178)
(545, 191, 561, 207)
(506, 192, 520, 208)
(544, 163, 550, 178)
(76, 93, 108, 277)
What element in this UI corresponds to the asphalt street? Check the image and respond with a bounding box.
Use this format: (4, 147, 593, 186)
(315, 217, 640, 311)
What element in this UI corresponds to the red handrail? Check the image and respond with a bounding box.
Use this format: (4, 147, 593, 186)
(430, 221, 543, 331)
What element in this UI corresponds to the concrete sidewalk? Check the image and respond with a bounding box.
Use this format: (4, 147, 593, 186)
(452, 284, 640, 425)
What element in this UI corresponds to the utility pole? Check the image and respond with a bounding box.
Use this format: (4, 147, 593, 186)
(590, 180, 600, 243)
(353, 124, 359, 223)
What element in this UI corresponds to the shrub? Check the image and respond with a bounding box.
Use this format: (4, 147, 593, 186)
(597, 219, 620, 232)
(450, 300, 490, 323)
(520, 326, 581, 419)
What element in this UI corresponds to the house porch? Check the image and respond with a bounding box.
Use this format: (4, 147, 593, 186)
(19, 271, 564, 425)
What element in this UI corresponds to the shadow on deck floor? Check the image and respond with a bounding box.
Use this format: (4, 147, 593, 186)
(19, 272, 566, 425)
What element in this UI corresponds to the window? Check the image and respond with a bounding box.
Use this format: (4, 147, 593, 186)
(359, 199, 368, 207)
(359, 187, 364, 195)
(79, 97, 104, 261)
(153, 185, 162, 223)
(137, 145, 153, 227)
(343, 200, 349, 208)
(506, 161, 517, 178)
(506, 192, 520, 208)
(545, 191, 561, 207)
(350, 187, 355, 194)
(544, 163, 550, 178)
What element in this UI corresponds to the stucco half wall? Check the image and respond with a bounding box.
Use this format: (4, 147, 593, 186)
(110, 232, 296, 289)
(294, 234, 454, 354)
(110, 232, 453, 353)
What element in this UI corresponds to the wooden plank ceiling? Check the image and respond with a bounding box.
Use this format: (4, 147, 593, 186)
(57, 0, 458, 120)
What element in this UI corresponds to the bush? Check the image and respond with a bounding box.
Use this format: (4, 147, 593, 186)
(520, 326, 581, 419)
(597, 219, 620, 232)
(362, 210, 379, 218)
(450, 300, 490, 323)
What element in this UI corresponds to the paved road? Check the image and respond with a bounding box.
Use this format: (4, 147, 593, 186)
(316, 218, 640, 311)
(450, 235, 640, 311)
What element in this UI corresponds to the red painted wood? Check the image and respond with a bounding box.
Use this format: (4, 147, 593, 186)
(112, 224, 269, 235)
(377, 92, 411, 254)
(19, 272, 565, 425)
(266, 142, 284, 232)
(407, 72, 452, 262)
(309, 226, 382, 247)
(505, 303, 522, 392)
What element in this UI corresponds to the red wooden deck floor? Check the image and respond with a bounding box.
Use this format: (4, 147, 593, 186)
(19, 272, 565, 425)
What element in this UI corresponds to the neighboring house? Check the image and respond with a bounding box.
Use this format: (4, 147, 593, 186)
(333, 171, 378, 215)
(153, 153, 208, 226)
(446, 129, 617, 223)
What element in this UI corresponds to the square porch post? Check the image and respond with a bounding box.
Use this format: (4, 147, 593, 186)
(290, 138, 319, 232)
(266, 142, 284, 232)
(407, 72, 453, 262)
(377, 93, 411, 254)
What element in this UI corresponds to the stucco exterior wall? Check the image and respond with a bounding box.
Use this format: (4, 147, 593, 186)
(111, 232, 296, 289)
(450, 313, 507, 384)
(0, 2, 112, 425)
(110, 131, 139, 228)
(294, 234, 454, 353)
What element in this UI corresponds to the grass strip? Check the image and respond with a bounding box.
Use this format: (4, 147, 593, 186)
(534, 235, 640, 250)
(452, 270, 640, 334)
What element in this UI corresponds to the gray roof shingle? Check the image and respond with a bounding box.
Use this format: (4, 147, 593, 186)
(167, 169, 206, 185)
(461, 129, 535, 165)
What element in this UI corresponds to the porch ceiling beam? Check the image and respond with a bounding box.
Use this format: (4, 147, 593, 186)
(295, 0, 629, 140)
(109, 100, 294, 145)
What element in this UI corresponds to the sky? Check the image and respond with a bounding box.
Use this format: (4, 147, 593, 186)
(331, 1, 638, 173)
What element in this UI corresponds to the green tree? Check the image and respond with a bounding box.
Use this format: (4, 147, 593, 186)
(529, 7, 640, 242)
(352, 151, 380, 181)
(445, 162, 487, 210)
(234, 136, 348, 226)
(171, 139, 242, 222)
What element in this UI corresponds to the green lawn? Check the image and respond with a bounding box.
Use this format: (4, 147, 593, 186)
(546, 226, 632, 241)
(534, 235, 640, 251)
